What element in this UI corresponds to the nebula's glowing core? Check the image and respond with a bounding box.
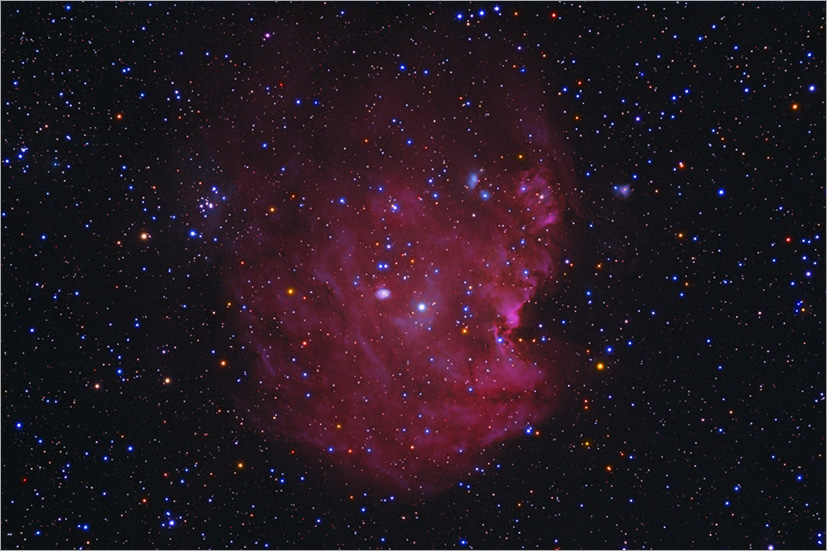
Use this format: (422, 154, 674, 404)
(225, 56, 575, 494)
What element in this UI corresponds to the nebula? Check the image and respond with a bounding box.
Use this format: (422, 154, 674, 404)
(222, 36, 577, 495)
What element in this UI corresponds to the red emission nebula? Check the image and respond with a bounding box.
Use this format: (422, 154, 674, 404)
(224, 47, 579, 496)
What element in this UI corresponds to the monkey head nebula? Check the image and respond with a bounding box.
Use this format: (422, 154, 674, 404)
(223, 42, 579, 495)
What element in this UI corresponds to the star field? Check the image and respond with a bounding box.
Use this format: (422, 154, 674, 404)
(2, 2, 824, 549)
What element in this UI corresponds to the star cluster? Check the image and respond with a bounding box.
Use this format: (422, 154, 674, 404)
(2, 2, 824, 549)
